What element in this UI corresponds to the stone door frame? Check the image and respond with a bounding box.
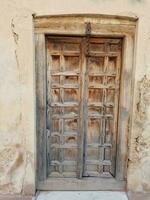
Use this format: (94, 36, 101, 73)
(34, 14, 137, 191)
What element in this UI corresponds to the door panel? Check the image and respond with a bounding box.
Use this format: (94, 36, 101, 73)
(46, 36, 122, 179)
(83, 38, 121, 177)
(46, 37, 82, 178)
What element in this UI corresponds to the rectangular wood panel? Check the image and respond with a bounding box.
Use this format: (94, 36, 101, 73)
(83, 38, 122, 177)
(46, 37, 83, 178)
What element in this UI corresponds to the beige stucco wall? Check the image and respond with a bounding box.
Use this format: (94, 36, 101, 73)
(0, 0, 150, 196)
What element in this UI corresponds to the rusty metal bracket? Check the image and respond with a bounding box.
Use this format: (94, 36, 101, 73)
(85, 22, 91, 36)
(85, 22, 91, 57)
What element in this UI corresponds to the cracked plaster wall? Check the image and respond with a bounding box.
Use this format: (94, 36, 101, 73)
(0, 0, 150, 195)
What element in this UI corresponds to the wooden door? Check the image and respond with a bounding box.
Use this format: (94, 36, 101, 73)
(46, 36, 122, 179)
(46, 37, 83, 178)
(83, 38, 121, 177)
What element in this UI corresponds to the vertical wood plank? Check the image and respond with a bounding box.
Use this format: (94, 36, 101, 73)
(102, 51, 108, 174)
(35, 33, 47, 181)
(111, 40, 122, 177)
(116, 36, 134, 180)
(46, 39, 53, 176)
(82, 37, 90, 176)
(77, 38, 86, 178)
(59, 43, 64, 174)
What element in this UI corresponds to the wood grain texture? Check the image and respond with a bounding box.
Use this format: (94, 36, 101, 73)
(45, 37, 122, 179)
(34, 15, 136, 36)
(46, 37, 82, 178)
(83, 38, 122, 177)
(37, 177, 126, 191)
(35, 33, 47, 181)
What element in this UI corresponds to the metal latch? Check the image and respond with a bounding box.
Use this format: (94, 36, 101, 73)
(46, 129, 50, 138)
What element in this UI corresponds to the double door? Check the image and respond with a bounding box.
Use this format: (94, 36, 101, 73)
(46, 36, 121, 179)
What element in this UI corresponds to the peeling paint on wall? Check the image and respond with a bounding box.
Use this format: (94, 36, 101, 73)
(128, 76, 150, 191)
(0, 145, 24, 193)
(134, 76, 150, 160)
(0, 4, 35, 195)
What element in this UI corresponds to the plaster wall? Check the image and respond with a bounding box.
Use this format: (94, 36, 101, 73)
(0, 0, 150, 195)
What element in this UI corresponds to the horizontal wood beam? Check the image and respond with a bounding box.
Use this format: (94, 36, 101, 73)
(37, 177, 126, 191)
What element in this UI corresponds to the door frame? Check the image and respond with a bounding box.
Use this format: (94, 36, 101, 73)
(34, 14, 137, 190)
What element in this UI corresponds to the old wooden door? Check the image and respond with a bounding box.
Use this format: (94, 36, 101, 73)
(46, 36, 122, 179)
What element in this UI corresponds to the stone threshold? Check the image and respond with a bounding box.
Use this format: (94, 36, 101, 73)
(0, 192, 150, 200)
(36, 191, 128, 200)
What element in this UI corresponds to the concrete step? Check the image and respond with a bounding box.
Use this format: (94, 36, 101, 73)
(36, 192, 128, 200)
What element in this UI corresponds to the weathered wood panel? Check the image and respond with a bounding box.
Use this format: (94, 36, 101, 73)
(35, 33, 47, 181)
(46, 36, 122, 179)
(83, 38, 122, 177)
(37, 177, 126, 191)
(34, 15, 136, 36)
(46, 37, 82, 178)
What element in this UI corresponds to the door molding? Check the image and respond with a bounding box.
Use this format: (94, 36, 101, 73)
(34, 14, 137, 190)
